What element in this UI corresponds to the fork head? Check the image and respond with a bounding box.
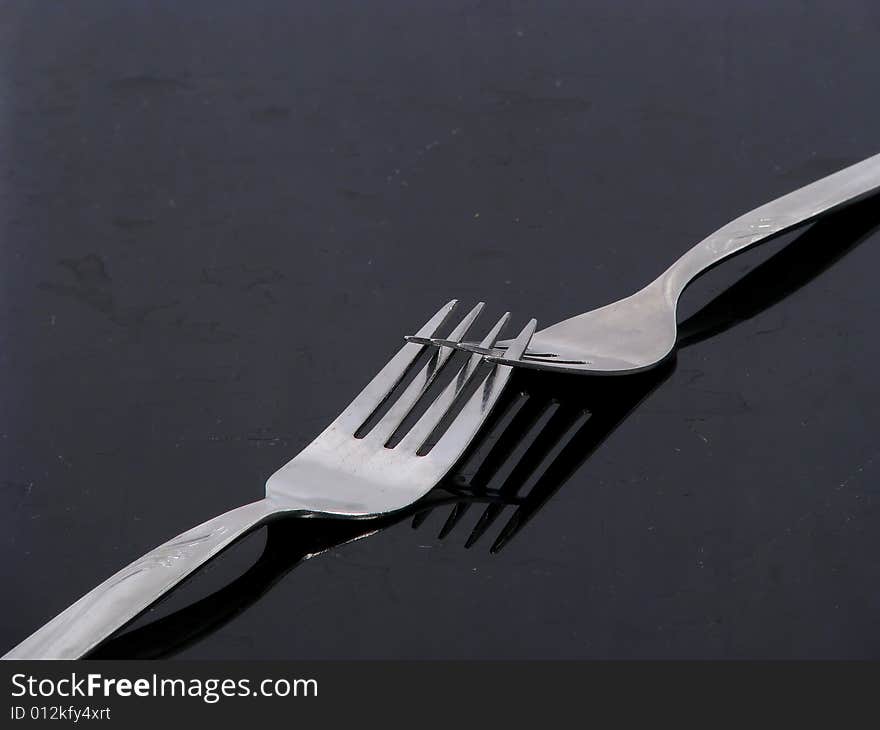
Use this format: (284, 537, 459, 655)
(489, 281, 677, 374)
(265, 301, 537, 516)
(411, 280, 678, 375)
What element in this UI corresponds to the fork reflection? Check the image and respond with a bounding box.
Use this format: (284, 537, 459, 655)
(89, 362, 670, 659)
(90, 194, 880, 658)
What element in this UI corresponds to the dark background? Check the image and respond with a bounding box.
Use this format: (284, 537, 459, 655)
(1, 1, 878, 659)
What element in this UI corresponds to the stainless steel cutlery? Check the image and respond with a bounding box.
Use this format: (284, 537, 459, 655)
(3, 301, 536, 659)
(418, 152, 880, 374)
(6, 148, 879, 660)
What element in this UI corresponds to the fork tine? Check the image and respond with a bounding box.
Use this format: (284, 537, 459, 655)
(334, 300, 457, 433)
(427, 318, 537, 465)
(396, 311, 512, 453)
(364, 302, 484, 444)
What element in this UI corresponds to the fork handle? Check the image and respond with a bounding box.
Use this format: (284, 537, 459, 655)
(661, 152, 880, 300)
(2, 499, 279, 660)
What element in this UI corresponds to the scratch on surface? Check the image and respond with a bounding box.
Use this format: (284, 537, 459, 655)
(484, 87, 593, 112)
(200, 264, 285, 292)
(39, 254, 238, 343)
(108, 75, 193, 94)
(112, 216, 156, 231)
(251, 105, 291, 122)
(733, 449, 879, 576)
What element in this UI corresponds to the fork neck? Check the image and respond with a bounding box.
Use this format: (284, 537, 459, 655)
(658, 151, 880, 304)
(655, 215, 771, 304)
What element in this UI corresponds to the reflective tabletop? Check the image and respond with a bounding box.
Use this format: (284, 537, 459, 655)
(1, 1, 879, 659)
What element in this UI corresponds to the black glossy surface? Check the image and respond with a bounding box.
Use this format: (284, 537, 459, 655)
(2, 2, 879, 659)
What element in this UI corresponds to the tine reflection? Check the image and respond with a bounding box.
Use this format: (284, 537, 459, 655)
(466, 400, 572, 549)
(431, 390, 535, 538)
(437, 503, 468, 539)
(477, 364, 671, 552)
(410, 509, 432, 530)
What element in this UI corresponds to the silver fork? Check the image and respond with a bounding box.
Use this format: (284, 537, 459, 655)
(414, 151, 880, 374)
(3, 300, 536, 660)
